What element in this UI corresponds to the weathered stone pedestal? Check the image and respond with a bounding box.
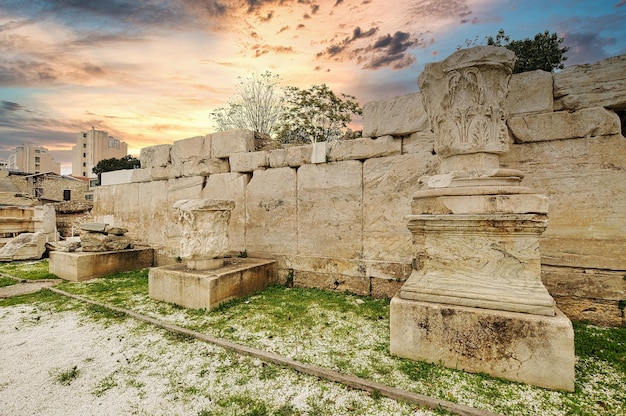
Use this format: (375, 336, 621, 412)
(148, 258, 277, 310)
(390, 46, 575, 391)
(390, 297, 575, 391)
(50, 248, 154, 281)
(149, 199, 277, 309)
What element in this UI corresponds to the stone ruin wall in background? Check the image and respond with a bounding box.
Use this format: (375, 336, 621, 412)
(93, 54, 626, 326)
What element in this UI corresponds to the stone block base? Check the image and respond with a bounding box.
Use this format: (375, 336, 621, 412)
(148, 258, 277, 310)
(49, 248, 154, 282)
(390, 296, 575, 391)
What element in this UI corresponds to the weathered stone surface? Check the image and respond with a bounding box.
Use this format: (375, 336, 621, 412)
(50, 248, 154, 281)
(552, 296, 624, 327)
(80, 223, 107, 233)
(148, 258, 277, 310)
(554, 54, 626, 111)
(229, 151, 269, 173)
(327, 136, 401, 162)
(171, 135, 209, 165)
(211, 129, 255, 159)
(286, 145, 312, 167)
(80, 232, 132, 252)
(201, 173, 249, 251)
(104, 225, 127, 236)
(390, 297, 575, 391)
(293, 270, 370, 295)
(297, 161, 362, 258)
(46, 240, 81, 252)
(370, 278, 403, 299)
(507, 107, 621, 143)
(245, 167, 297, 254)
(131, 168, 152, 183)
(506, 70, 553, 116)
(150, 165, 182, 181)
(182, 158, 230, 176)
(140, 144, 172, 168)
(363, 154, 436, 263)
(363, 92, 430, 137)
(403, 214, 555, 316)
(173, 199, 234, 267)
(401, 132, 436, 155)
(267, 148, 289, 168)
(0, 232, 46, 261)
(101, 169, 134, 186)
(500, 134, 626, 271)
(418, 45, 514, 160)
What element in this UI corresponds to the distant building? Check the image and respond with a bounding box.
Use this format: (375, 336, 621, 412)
(72, 128, 128, 178)
(0, 159, 7, 169)
(7, 143, 61, 174)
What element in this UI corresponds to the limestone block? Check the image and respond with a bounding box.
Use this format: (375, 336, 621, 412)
(311, 142, 327, 164)
(131, 168, 152, 183)
(80, 223, 107, 233)
(506, 70, 553, 116)
(50, 248, 154, 281)
(363, 154, 437, 263)
(401, 132, 436, 155)
(148, 258, 277, 310)
(370, 278, 403, 299)
(80, 232, 132, 252)
(0, 232, 46, 261)
(554, 54, 626, 111)
(363, 260, 412, 281)
(33, 204, 57, 240)
(268, 148, 288, 168)
(286, 145, 312, 167)
(182, 158, 230, 176)
(363, 92, 430, 137)
(151, 165, 182, 181)
(542, 265, 625, 301)
(229, 151, 269, 173)
(171, 135, 209, 165)
(500, 134, 626, 270)
(390, 297, 575, 391)
(140, 144, 172, 168)
(552, 296, 624, 327)
(167, 176, 205, 204)
(507, 107, 621, 143)
(104, 226, 127, 236)
(101, 169, 134, 186)
(293, 270, 369, 295)
(297, 161, 362, 258)
(327, 136, 401, 162)
(245, 167, 297, 254)
(211, 129, 255, 159)
(201, 173, 249, 251)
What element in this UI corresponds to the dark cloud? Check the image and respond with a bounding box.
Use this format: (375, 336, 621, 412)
(311, 4, 320, 14)
(334, 0, 343, 6)
(1, 101, 25, 112)
(615, 0, 626, 7)
(277, 25, 289, 34)
(317, 28, 420, 70)
(251, 44, 296, 58)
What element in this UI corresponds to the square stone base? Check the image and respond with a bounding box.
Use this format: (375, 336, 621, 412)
(148, 258, 277, 310)
(390, 296, 575, 391)
(49, 248, 154, 282)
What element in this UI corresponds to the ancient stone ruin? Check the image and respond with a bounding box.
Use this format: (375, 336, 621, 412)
(389, 46, 574, 391)
(148, 200, 277, 310)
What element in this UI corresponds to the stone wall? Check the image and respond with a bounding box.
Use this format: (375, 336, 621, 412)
(94, 54, 626, 326)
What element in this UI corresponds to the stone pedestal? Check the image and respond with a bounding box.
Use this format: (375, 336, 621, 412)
(390, 46, 575, 391)
(390, 297, 575, 391)
(148, 258, 277, 310)
(49, 248, 154, 281)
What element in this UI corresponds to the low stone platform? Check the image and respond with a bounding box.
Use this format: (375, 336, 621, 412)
(390, 296, 575, 391)
(49, 248, 154, 281)
(148, 257, 277, 310)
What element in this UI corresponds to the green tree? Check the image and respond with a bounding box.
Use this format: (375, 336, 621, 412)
(486, 29, 569, 73)
(210, 71, 283, 136)
(274, 84, 362, 145)
(92, 155, 140, 181)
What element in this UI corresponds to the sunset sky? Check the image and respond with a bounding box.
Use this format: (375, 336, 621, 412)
(1, 0, 625, 174)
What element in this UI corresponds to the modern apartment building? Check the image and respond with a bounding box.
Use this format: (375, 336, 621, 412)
(7, 143, 61, 174)
(72, 128, 128, 177)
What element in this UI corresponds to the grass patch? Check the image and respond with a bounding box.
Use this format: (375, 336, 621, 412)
(0, 276, 17, 288)
(0, 259, 59, 280)
(50, 365, 80, 386)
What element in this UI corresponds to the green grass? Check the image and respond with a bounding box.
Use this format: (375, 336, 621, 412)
(50, 365, 80, 386)
(0, 259, 59, 280)
(0, 276, 17, 287)
(2, 261, 626, 415)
